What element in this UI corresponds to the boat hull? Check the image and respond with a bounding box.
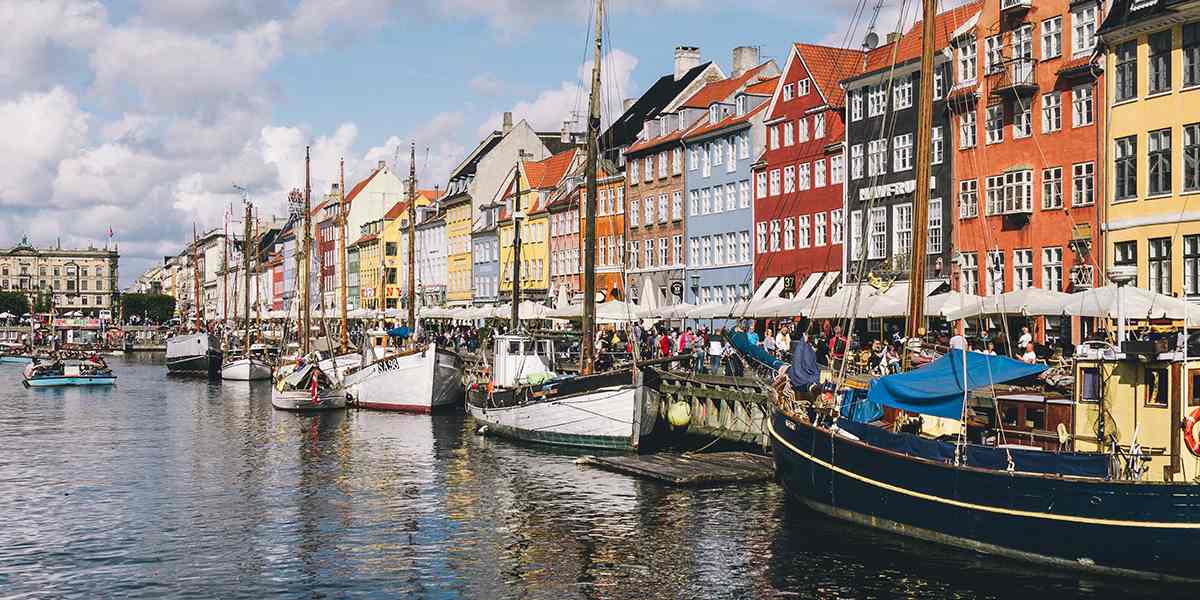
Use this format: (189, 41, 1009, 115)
(467, 371, 658, 451)
(768, 410, 1200, 581)
(345, 344, 463, 413)
(165, 333, 221, 377)
(270, 386, 348, 411)
(220, 357, 272, 381)
(24, 376, 116, 387)
(0, 355, 34, 364)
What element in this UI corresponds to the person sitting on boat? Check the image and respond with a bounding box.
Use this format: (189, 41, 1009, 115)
(1020, 342, 1039, 364)
(776, 327, 792, 359)
(764, 330, 777, 356)
(981, 340, 998, 356)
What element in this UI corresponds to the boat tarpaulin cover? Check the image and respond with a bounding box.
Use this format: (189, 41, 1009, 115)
(386, 326, 412, 339)
(840, 388, 883, 424)
(835, 418, 1109, 478)
(867, 349, 1046, 419)
(729, 332, 785, 370)
(788, 341, 820, 392)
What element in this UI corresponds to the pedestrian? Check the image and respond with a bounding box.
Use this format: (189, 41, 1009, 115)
(708, 329, 725, 373)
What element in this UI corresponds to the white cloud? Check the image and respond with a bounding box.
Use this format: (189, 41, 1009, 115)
(0, 87, 89, 208)
(469, 73, 507, 97)
(0, 0, 106, 94)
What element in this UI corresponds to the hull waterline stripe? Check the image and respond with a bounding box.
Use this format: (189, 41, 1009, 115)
(768, 417, 1200, 529)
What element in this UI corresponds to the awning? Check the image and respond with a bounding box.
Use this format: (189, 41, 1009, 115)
(867, 349, 1047, 419)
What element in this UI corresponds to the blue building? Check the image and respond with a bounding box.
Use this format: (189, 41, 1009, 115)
(471, 201, 501, 306)
(681, 85, 771, 307)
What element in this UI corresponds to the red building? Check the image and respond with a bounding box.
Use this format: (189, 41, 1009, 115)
(268, 251, 284, 311)
(753, 43, 865, 295)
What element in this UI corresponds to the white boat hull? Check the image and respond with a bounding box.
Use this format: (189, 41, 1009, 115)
(221, 357, 272, 381)
(344, 343, 463, 413)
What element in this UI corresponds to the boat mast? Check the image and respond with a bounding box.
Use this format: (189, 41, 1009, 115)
(904, 0, 936, 343)
(302, 146, 312, 355)
(580, 0, 603, 375)
(193, 224, 203, 329)
(407, 143, 418, 336)
(510, 159, 524, 331)
(223, 211, 229, 335)
(243, 202, 252, 355)
(338, 158, 349, 352)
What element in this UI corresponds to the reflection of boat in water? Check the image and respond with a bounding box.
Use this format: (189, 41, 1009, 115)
(23, 358, 116, 387)
(271, 358, 347, 411)
(345, 335, 463, 413)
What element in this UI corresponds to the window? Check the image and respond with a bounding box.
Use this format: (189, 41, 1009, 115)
(739, 180, 750, 208)
(1186, 22, 1200, 87)
(961, 252, 979, 294)
(894, 76, 913, 109)
(985, 35, 1003, 74)
(986, 250, 1005, 295)
(815, 212, 827, 246)
(783, 83, 794, 101)
(1042, 167, 1063, 209)
(688, 190, 700, 216)
(1043, 247, 1064, 292)
(1114, 240, 1137, 267)
(1186, 124, 1200, 192)
(893, 203, 913, 261)
(957, 37, 977, 83)
(770, 219, 781, 252)
(935, 64, 946, 99)
(813, 113, 825, 139)
(769, 169, 781, 196)
(726, 138, 735, 171)
(725, 183, 736, 212)
(672, 191, 682, 221)
(1115, 42, 1137, 102)
(1014, 249, 1033, 290)
(769, 127, 779, 150)
(1147, 368, 1170, 407)
(725, 233, 736, 265)
(1116, 136, 1138, 200)
(960, 179, 978, 218)
(701, 144, 711, 177)
(1080, 367, 1101, 403)
(1149, 30, 1172, 94)
(711, 142, 722, 167)
(672, 148, 682, 175)
(756, 222, 767, 253)
(851, 144, 864, 179)
(798, 117, 809, 143)
(815, 160, 826, 188)
(1149, 129, 1172, 196)
(701, 188, 711, 215)
(1072, 85, 1093, 127)
(756, 172, 767, 199)
(688, 147, 698, 171)
(783, 165, 796, 193)
(928, 199, 943, 255)
(784, 121, 795, 146)
(893, 133, 913, 171)
(868, 139, 888, 176)
(673, 235, 683, 266)
(850, 210, 863, 259)
(1186, 235, 1200, 297)
(738, 133, 749, 159)
(831, 155, 844, 184)
(644, 197, 654, 223)
(851, 90, 864, 121)
(658, 152, 668, 178)
(616, 188, 624, 212)
(868, 207, 887, 260)
(798, 215, 811, 248)
(736, 95, 746, 116)
(1041, 17, 1062, 60)
(986, 170, 1033, 215)
(960, 110, 977, 148)
(783, 218, 795, 250)
(799, 163, 811, 190)
(630, 199, 640, 226)
(1014, 104, 1031, 138)
(986, 105, 1004, 144)
(1149, 237, 1172, 294)
(831, 209, 844, 244)
(1072, 162, 1095, 206)
(932, 127, 944, 165)
(644, 156, 653, 182)
(868, 84, 887, 117)
(1041, 93, 1061, 133)
(689, 238, 700, 266)
(1071, 3, 1097, 56)
(799, 79, 810, 96)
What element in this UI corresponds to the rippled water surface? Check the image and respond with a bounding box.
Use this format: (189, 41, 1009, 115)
(0, 356, 1186, 599)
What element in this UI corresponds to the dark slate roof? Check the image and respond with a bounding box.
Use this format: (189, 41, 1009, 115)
(1101, 0, 1197, 35)
(600, 61, 713, 154)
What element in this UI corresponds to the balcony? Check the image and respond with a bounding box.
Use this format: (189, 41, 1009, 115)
(1000, 0, 1032, 12)
(1070, 265, 1096, 290)
(988, 57, 1038, 99)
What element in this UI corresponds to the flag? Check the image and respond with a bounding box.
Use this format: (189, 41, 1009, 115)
(107, 227, 113, 238)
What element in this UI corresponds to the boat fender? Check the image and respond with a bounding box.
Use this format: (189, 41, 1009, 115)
(1183, 407, 1200, 457)
(476, 424, 489, 436)
(667, 401, 691, 428)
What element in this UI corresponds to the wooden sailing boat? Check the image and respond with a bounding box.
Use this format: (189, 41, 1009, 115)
(343, 144, 465, 412)
(768, 0, 1200, 580)
(465, 0, 659, 450)
(165, 225, 222, 376)
(221, 202, 272, 380)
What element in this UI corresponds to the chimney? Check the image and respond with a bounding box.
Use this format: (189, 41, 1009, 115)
(331, 183, 339, 193)
(622, 97, 636, 112)
(377, 160, 386, 170)
(502, 111, 513, 134)
(674, 46, 701, 81)
(731, 46, 759, 78)
(561, 120, 571, 144)
(887, 32, 901, 45)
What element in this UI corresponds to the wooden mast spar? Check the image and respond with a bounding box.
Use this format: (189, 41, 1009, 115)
(302, 146, 313, 356)
(407, 143, 418, 339)
(580, 0, 603, 375)
(904, 0, 937, 343)
(242, 202, 252, 356)
(339, 158, 349, 352)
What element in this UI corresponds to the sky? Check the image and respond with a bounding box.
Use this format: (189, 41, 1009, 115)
(0, 0, 958, 286)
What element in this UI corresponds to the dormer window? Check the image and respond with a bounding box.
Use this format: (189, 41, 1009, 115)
(736, 95, 746, 116)
(709, 104, 719, 123)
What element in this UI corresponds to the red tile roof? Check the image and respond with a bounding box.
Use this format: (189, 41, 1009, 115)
(684, 101, 769, 140)
(860, 2, 982, 76)
(382, 189, 441, 220)
(745, 75, 780, 96)
(624, 125, 690, 155)
(523, 148, 578, 189)
(793, 44, 869, 108)
(351, 232, 378, 246)
(680, 63, 773, 109)
(344, 167, 382, 207)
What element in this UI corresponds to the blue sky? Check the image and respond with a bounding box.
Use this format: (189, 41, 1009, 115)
(0, 0, 942, 285)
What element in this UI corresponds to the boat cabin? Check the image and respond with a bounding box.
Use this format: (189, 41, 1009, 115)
(492, 334, 556, 388)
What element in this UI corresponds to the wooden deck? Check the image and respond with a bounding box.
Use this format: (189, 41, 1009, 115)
(578, 451, 776, 486)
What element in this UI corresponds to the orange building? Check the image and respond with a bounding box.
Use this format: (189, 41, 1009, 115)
(547, 159, 626, 301)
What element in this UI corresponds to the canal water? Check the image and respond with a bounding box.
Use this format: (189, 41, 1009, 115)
(0, 356, 1186, 599)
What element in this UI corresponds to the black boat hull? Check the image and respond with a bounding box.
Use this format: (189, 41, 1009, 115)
(166, 352, 222, 378)
(769, 410, 1200, 581)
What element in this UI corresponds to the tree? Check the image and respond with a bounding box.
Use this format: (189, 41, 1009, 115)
(120, 293, 177, 324)
(31, 289, 52, 313)
(0, 292, 29, 317)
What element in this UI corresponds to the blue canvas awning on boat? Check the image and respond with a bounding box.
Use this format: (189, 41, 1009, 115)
(386, 326, 412, 339)
(866, 350, 1047, 419)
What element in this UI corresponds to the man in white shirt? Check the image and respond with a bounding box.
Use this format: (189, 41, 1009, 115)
(1017, 326, 1033, 350)
(948, 320, 967, 351)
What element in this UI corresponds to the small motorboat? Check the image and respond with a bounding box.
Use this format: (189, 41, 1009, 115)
(270, 357, 347, 411)
(220, 343, 273, 381)
(0, 342, 34, 364)
(23, 358, 116, 387)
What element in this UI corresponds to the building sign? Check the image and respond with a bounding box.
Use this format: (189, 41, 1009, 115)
(670, 281, 683, 298)
(857, 177, 936, 202)
(781, 275, 796, 295)
(362, 288, 375, 298)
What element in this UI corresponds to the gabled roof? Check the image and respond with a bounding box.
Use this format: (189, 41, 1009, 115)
(684, 101, 769, 140)
(745, 75, 780, 96)
(344, 166, 383, 207)
(679, 63, 774, 109)
(793, 44, 868, 108)
(1100, 0, 1195, 36)
(624, 121, 694, 155)
(382, 190, 441, 220)
(523, 148, 578, 189)
(856, 2, 982, 78)
(600, 60, 714, 152)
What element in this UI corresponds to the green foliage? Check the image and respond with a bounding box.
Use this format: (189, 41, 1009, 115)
(0, 291, 29, 317)
(120, 293, 177, 323)
(31, 289, 52, 313)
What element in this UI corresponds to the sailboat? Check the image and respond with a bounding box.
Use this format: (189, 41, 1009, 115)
(271, 146, 349, 411)
(344, 144, 464, 412)
(466, 0, 659, 450)
(767, 0, 1200, 581)
(222, 202, 272, 380)
(166, 226, 222, 377)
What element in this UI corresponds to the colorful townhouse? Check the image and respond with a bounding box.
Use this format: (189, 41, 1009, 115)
(682, 57, 778, 306)
(497, 149, 578, 304)
(414, 203, 447, 309)
(380, 190, 436, 310)
(349, 212, 384, 310)
(547, 158, 626, 302)
(313, 182, 344, 311)
(951, 0, 1103, 299)
(546, 175, 581, 299)
(754, 43, 863, 298)
(472, 201, 502, 306)
(443, 189, 473, 307)
(1100, 0, 1200, 297)
(843, 3, 978, 292)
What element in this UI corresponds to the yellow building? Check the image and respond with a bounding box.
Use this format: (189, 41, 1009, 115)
(497, 148, 579, 301)
(353, 232, 382, 310)
(443, 193, 473, 305)
(380, 191, 436, 309)
(1101, 1, 1200, 295)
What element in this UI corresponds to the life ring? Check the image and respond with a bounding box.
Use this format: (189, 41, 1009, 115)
(1184, 407, 1200, 457)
